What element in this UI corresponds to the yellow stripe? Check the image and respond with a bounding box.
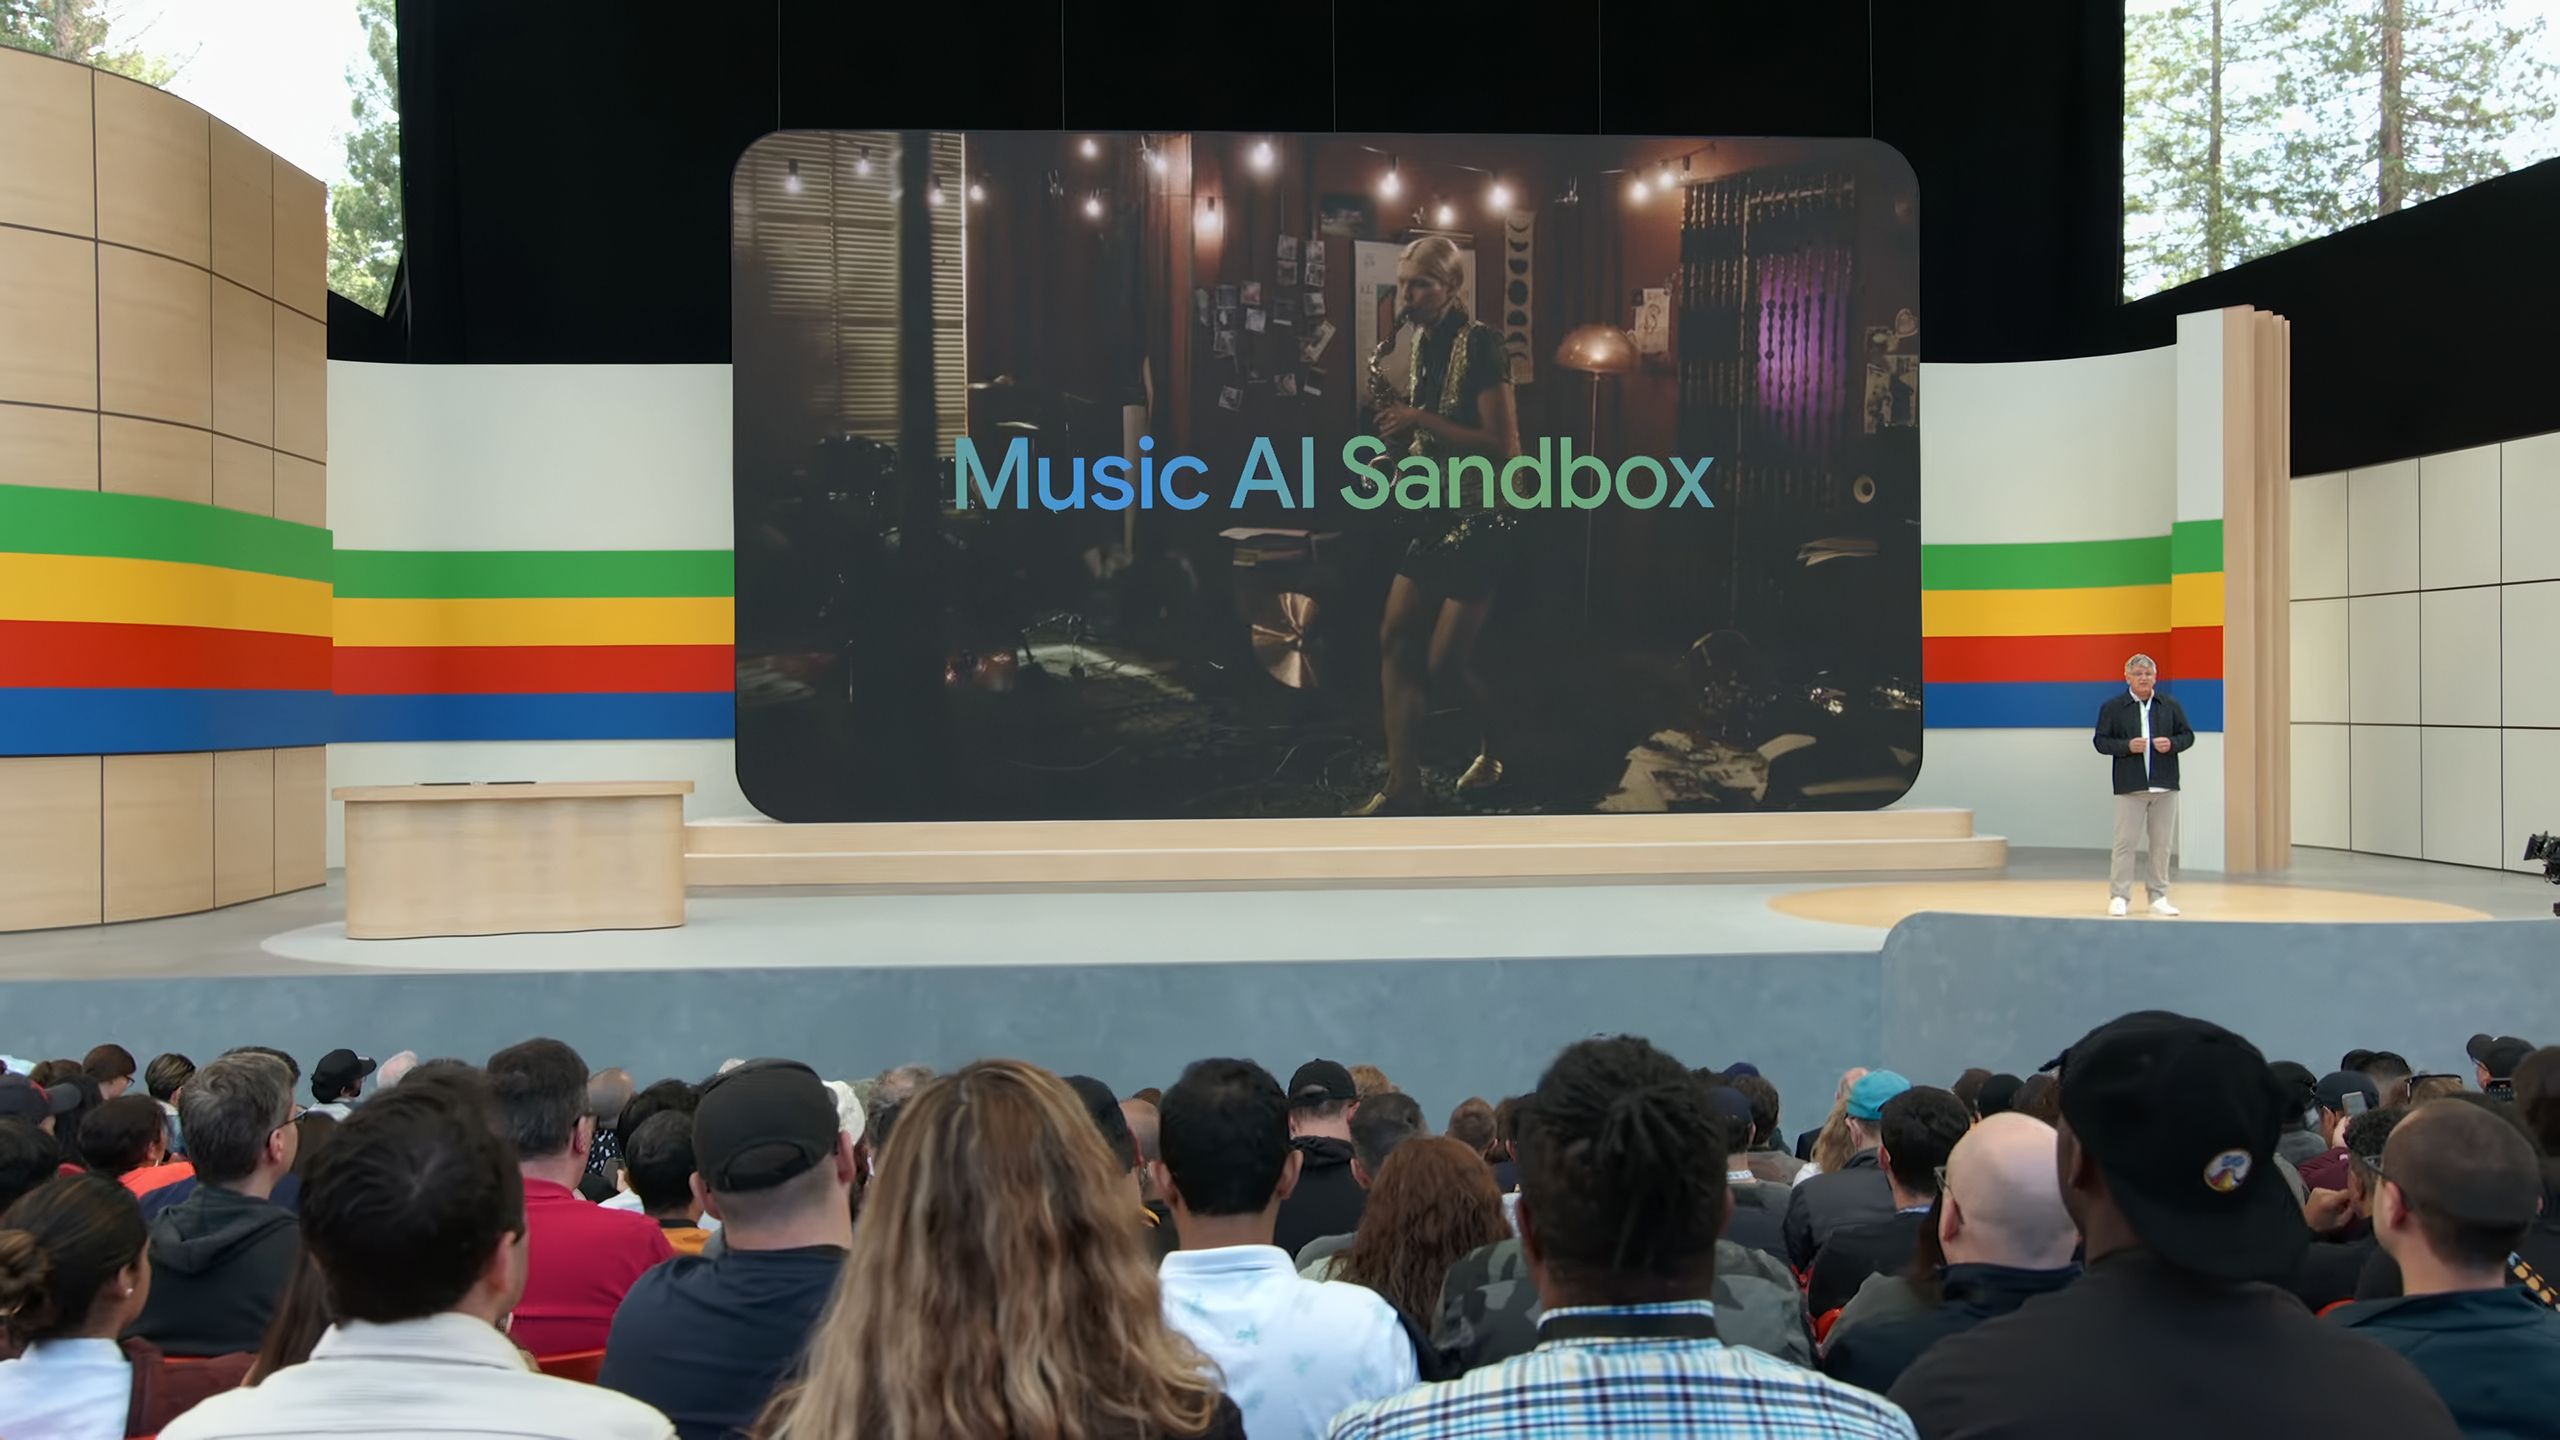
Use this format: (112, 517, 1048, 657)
(0, 552, 331, 636)
(2170, 571, 2224, 629)
(333, 595, 735, 648)
(1922, 584, 2171, 638)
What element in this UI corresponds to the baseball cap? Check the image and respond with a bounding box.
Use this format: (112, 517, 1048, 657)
(2314, 1070, 2379, 1115)
(1287, 1060, 1357, 1109)
(0, 1073, 79, 1125)
(312, 1048, 376, 1102)
(1704, 1084, 1757, 1131)
(693, 1059, 844, 1192)
(1720, 1062, 1761, 1079)
(1976, 1073, 2025, 1116)
(1846, 1069, 1910, 1122)
(2056, 1010, 2307, 1281)
(2468, 1034, 2534, 1080)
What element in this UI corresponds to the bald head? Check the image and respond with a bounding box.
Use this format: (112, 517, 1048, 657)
(588, 1067, 635, 1124)
(1940, 1113, 2079, 1269)
(374, 1051, 419, 1090)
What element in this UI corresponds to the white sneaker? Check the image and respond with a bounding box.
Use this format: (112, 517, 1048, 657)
(2108, 896, 2129, 917)
(2150, 897, 2180, 916)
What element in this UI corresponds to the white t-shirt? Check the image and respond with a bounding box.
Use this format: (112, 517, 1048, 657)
(2133, 691, 2168, 792)
(1158, 1245, 1418, 1440)
(0, 1338, 129, 1440)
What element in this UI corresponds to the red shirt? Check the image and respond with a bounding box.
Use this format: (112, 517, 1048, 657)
(507, 1176, 675, 1356)
(122, 1159, 194, 1197)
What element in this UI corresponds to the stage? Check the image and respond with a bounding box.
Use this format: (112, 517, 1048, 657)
(2, 845, 2550, 1125)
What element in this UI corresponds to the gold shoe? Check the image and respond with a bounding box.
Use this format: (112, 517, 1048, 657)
(1345, 789, 1428, 817)
(1455, 755, 1505, 792)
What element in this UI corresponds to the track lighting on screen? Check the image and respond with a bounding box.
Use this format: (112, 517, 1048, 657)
(1084, 191, 1104, 219)
(1198, 195, 1221, 235)
(1488, 178, 1513, 211)
(1080, 136, 1100, 159)
(1435, 201, 1456, 226)
(968, 175, 986, 204)
(784, 158, 802, 194)
(854, 147, 873, 177)
(1251, 138, 1275, 173)
(1380, 158, 1402, 199)
(927, 177, 945, 207)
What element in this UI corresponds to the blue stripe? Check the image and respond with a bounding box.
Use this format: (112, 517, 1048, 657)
(0, 688, 333, 754)
(1927, 679, 2224, 731)
(331, 692, 736, 742)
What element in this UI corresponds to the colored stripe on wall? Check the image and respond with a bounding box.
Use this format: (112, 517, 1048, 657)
(1926, 680, 2224, 732)
(0, 621, 330, 692)
(0, 484, 332, 582)
(0, 689, 333, 755)
(333, 692, 733, 742)
(333, 645, 734, 696)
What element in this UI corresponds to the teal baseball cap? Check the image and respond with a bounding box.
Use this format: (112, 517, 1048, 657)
(1847, 1069, 1911, 1121)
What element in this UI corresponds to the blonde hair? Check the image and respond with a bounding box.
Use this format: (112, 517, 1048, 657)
(1398, 234, 1466, 313)
(754, 1060, 1223, 1440)
(1809, 1067, 1870, 1175)
(1349, 1063, 1396, 1099)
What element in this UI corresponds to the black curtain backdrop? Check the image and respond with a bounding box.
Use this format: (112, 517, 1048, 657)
(377, 0, 2559, 475)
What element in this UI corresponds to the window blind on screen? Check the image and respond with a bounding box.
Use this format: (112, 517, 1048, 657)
(732, 130, 966, 455)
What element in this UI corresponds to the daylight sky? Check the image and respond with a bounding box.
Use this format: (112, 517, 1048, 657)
(106, 0, 375, 186)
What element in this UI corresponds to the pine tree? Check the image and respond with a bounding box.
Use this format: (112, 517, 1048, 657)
(327, 0, 402, 315)
(0, 0, 190, 85)
(2124, 0, 2284, 296)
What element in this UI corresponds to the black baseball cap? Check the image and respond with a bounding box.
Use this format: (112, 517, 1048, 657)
(312, 1048, 376, 1102)
(1287, 1060, 1357, 1109)
(692, 1059, 843, 1193)
(2056, 1011, 2308, 1281)
(2468, 1034, 2534, 1080)
(0, 1074, 79, 1125)
(2315, 1070, 2378, 1115)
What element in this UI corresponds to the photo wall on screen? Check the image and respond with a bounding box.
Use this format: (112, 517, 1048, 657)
(729, 131, 1920, 822)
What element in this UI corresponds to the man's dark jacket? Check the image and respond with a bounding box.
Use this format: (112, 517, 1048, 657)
(1273, 1136, 1364, 1260)
(2092, 689, 2195, 794)
(127, 1184, 300, 1355)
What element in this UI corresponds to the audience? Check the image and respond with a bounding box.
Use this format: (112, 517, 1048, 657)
(599, 1078, 702, 1214)
(2285, 1102, 2403, 1309)
(1123, 1095, 1178, 1245)
(0, 1121, 64, 1217)
(372, 1051, 418, 1091)
(1065, 1074, 1175, 1259)
(617, 1111, 710, 1254)
(1444, 1096, 1495, 1156)
(602, 1060, 859, 1440)
(2354, 1047, 2560, 1301)
(2327, 1096, 2560, 1435)
(1335, 1036, 1912, 1439)
(305, 1050, 374, 1122)
(130, 1052, 301, 1356)
(485, 1039, 672, 1355)
(1796, 1067, 1864, 1161)
(82, 1045, 138, 1102)
(1153, 1058, 1417, 1440)
(753, 1059, 1241, 1440)
(83, 1094, 192, 1198)
(1297, 1090, 1425, 1273)
(1705, 1084, 1789, 1261)
(1786, 1069, 1909, 1270)
(2470, 1034, 2532, 1096)
(1486, 1096, 1522, 1192)
(1324, 1135, 1508, 1325)
(1806, 1086, 1971, 1316)
(1951, 1068, 1991, 1116)
(288, 1112, 336, 1181)
(2298, 1069, 2379, 1191)
(1275, 1059, 1369, 1258)
(2356, 1049, 2414, 1108)
(1973, 1073, 2023, 1118)
(1888, 1011, 2458, 1438)
(1733, 1073, 1806, 1185)
(582, 1067, 637, 1202)
(2010, 1072, 2060, 1124)
(145, 1053, 193, 1157)
(243, 1254, 331, 1384)
(1822, 1113, 2080, 1394)
(160, 1069, 673, 1437)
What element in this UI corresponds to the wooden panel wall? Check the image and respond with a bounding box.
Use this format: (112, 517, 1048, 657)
(2221, 307, 2294, 873)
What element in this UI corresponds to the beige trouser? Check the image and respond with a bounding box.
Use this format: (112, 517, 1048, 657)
(2111, 790, 2178, 901)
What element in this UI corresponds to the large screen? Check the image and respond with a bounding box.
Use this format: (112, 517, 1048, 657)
(731, 132, 1921, 823)
(2124, 0, 2560, 300)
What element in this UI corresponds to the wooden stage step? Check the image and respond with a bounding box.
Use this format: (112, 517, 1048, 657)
(684, 809, 2007, 888)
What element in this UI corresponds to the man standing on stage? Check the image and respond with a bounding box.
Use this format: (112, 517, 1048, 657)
(2093, 653, 2193, 917)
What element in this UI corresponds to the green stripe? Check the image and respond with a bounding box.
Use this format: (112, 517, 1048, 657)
(1921, 536, 2170, 591)
(332, 550, 735, 599)
(2170, 519, 2223, 575)
(0, 483, 331, 581)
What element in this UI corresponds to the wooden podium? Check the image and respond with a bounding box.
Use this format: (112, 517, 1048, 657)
(333, 782, 692, 939)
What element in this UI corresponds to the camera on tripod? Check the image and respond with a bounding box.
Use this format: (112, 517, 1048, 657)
(2526, 832, 2560, 916)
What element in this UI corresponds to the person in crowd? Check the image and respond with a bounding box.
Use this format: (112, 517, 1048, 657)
(1324, 1135, 1509, 1325)
(753, 1059, 1241, 1440)
(160, 1069, 673, 1438)
(602, 1060, 859, 1440)
(618, 1111, 711, 1255)
(1122, 1096, 1178, 1243)
(1153, 1058, 1416, 1440)
(1487, 1096, 1522, 1192)
(582, 1068, 637, 1202)
(371, 1051, 418, 1092)
(1796, 1067, 1866, 1164)
(485, 1038, 673, 1355)
(2286, 1103, 2403, 1310)
(305, 1050, 374, 1122)
(1974, 1073, 2024, 1118)
(0, 1172, 252, 1436)
(1130, 1085, 1165, 1106)
(83, 1045, 137, 1102)
(1732, 1074, 1805, 1186)
(1297, 1091, 1426, 1273)
(1888, 1011, 2458, 1438)
(1434, 1217, 1815, 1373)
(2408, 1072, 2469, 1104)
(1350, 1063, 1396, 1099)
(2011, 1072, 2061, 1124)
(1445, 1096, 1495, 1156)
(243, 1255, 330, 1385)
(1274, 1059, 1370, 1258)
(48, 1074, 105, 1166)
(80, 1094, 189, 1195)
(2299, 1070, 2379, 1192)
(1785, 1070, 1910, 1270)
(138, 1049, 312, 1223)
(0, 1122, 63, 1217)
(1822, 1113, 2080, 1394)
(130, 1052, 301, 1356)
(288, 1113, 336, 1182)
(2326, 1097, 2560, 1435)
(2353, 1058, 2560, 1304)
(1064, 1075, 1174, 1260)
(2470, 1034, 2533, 1097)
(599, 1079, 702, 1214)
(1335, 1035, 1912, 1439)
(2268, 1060, 2325, 1166)
(2356, 1050, 2414, 1109)
(145, 1053, 193, 1158)
(1706, 1085, 1788, 1261)
(1952, 1068, 1992, 1116)
(872, 1062, 934, 1110)
(1807, 1086, 1972, 1315)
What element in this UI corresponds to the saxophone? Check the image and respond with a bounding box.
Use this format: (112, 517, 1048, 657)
(1357, 306, 1414, 503)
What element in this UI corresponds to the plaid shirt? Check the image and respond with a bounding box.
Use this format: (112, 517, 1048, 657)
(1327, 1301, 1917, 1440)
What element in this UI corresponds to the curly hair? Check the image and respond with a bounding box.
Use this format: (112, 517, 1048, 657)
(1329, 1136, 1510, 1323)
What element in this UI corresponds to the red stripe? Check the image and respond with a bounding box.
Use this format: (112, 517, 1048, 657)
(332, 644, 735, 695)
(0, 620, 328, 690)
(1924, 630, 2225, 684)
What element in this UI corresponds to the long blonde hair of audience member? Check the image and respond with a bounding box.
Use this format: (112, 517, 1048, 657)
(1809, 1066, 1870, 1175)
(755, 1059, 1223, 1440)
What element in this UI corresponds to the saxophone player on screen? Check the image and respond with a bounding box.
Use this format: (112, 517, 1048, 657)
(1348, 235, 1523, 817)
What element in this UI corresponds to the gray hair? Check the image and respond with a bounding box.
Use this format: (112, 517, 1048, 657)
(179, 1052, 295, 1186)
(2123, 653, 2158, 673)
(375, 1051, 419, 1089)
